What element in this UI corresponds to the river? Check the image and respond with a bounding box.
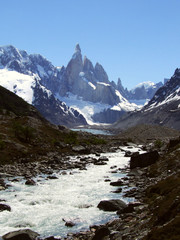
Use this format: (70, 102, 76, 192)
(0, 146, 143, 238)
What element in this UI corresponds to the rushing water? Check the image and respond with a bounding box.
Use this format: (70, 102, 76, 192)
(0, 146, 142, 238)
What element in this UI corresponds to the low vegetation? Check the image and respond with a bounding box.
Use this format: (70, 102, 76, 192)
(0, 86, 108, 165)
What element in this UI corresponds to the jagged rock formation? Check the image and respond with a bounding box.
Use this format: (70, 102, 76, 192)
(57, 44, 121, 106)
(0, 44, 139, 124)
(112, 68, 180, 130)
(0, 45, 87, 127)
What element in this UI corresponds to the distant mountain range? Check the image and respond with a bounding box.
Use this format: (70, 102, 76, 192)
(113, 68, 180, 131)
(115, 78, 163, 101)
(0, 44, 179, 130)
(0, 44, 141, 125)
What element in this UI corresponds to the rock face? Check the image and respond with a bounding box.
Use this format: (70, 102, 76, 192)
(97, 199, 127, 211)
(130, 151, 159, 169)
(58, 44, 121, 106)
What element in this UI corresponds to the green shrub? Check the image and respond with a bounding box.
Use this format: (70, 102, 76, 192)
(85, 136, 107, 145)
(154, 139, 163, 148)
(12, 122, 35, 143)
(64, 131, 79, 144)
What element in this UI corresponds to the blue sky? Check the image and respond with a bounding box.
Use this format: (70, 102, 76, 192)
(0, 0, 180, 89)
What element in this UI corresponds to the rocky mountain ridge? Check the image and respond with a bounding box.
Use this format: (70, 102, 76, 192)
(116, 78, 163, 101)
(0, 45, 87, 127)
(0, 44, 141, 124)
(112, 68, 180, 131)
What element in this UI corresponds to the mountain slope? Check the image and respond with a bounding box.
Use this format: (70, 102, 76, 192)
(0, 85, 108, 164)
(0, 45, 87, 127)
(112, 68, 180, 131)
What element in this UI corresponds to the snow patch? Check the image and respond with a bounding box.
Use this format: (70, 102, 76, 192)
(0, 69, 35, 104)
(88, 82, 96, 90)
(79, 72, 85, 77)
(97, 82, 110, 87)
(146, 87, 180, 111)
(56, 92, 111, 125)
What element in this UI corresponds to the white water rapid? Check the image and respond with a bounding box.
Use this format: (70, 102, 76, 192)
(0, 146, 142, 238)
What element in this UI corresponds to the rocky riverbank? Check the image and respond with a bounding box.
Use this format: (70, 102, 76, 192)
(58, 137, 180, 240)
(1, 136, 180, 240)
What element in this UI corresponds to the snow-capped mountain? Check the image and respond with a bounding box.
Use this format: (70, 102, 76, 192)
(0, 44, 140, 125)
(113, 68, 180, 131)
(0, 46, 87, 127)
(114, 78, 163, 105)
(129, 81, 163, 100)
(52, 44, 139, 123)
(145, 68, 180, 110)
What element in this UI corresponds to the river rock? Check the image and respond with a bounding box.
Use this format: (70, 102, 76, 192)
(110, 180, 124, 186)
(0, 203, 11, 212)
(130, 150, 159, 169)
(97, 199, 127, 212)
(112, 187, 122, 193)
(72, 145, 90, 154)
(92, 227, 110, 240)
(0, 178, 6, 190)
(62, 218, 76, 227)
(98, 156, 109, 161)
(44, 237, 61, 240)
(25, 178, 36, 186)
(2, 229, 39, 240)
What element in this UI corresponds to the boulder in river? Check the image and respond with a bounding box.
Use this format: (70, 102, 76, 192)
(97, 199, 127, 212)
(110, 179, 124, 186)
(62, 218, 76, 227)
(25, 178, 36, 186)
(2, 229, 39, 240)
(130, 150, 159, 169)
(0, 203, 11, 212)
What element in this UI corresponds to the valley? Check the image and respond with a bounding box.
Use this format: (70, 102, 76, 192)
(0, 44, 180, 240)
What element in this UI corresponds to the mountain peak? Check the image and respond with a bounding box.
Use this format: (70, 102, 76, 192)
(75, 43, 81, 53)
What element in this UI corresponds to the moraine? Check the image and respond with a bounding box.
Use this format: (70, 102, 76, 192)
(0, 146, 144, 239)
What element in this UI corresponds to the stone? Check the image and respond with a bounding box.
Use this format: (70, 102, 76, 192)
(110, 231, 122, 240)
(130, 150, 159, 169)
(98, 156, 109, 161)
(110, 180, 124, 186)
(112, 187, 122, 193)
(72, 145, 90, 154)
(25, 179, 36, 186)
(44, 237, 61, 240)
(0, 203, 11, 212)
(2, 229, 39, 240)
(63, 219, 76, 227)
(97, 199, 127, 212)
(92, 227, 110, 240)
